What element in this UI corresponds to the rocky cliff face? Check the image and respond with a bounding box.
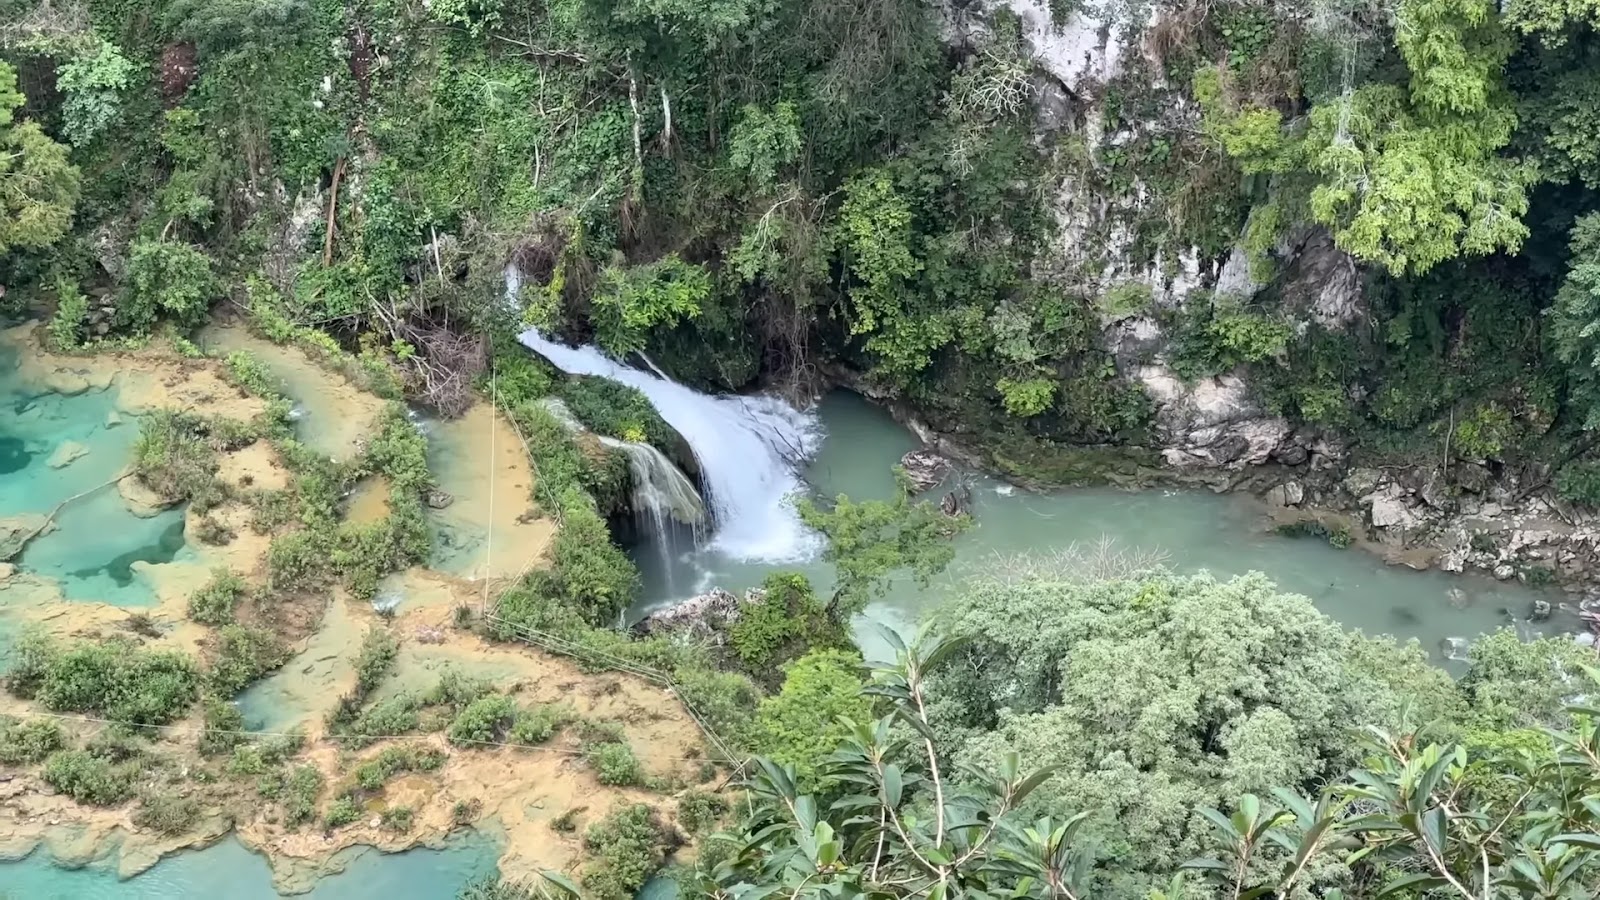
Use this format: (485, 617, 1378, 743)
(951, 0, 1368, 473)
(934, 3, 1598, 592)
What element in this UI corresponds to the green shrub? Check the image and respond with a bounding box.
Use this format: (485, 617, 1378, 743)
(133, 412, 224, 508)
(423, 670, 492, 710)
(223, 351, 282, 398)
(1557, 460, 1600, 506)
(676, 789, 727, 834)
(556, 377, 676, 448)
(188, 568, 247, 624)
(1170, 296, 1291, 379)
(324, 795, 363, 828)
(122, 238, 217, 332)
(728, 573, 845, 675)
(353, 744, 447, 790)
(283, 765, 325, 827)
(342, 694, 423, 746)
(509, 703, 574, 745)
(354, 627, 399, 696)
(43, 749, 136, 805)
(199, 697, 245, 757)
(134, 793, 201, 835)
(447, 694, 518, 746)
(1451, 400, 1516, 460)
(13, 635, 200, 725)
(227, 729, 305, 776)
(582, 804, 669, 900)
(266, 530, 334, 593)
(995, 376, 1057, 417)
(587, 741, 642, 786)
(208, 624, 289, 696)
(47, 278, 88, 349)
(0, 716, 66, 764)
(538, 504, 639, 626)
(452, 798, 482, 826)
(751, 650, 870, 788)
(381, 805, 414, 832)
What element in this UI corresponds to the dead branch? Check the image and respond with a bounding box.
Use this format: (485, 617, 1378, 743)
(323, 157, 347, 266)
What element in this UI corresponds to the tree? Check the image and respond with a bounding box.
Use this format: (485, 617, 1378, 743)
(1550, 213, 1600, 429)
(673, 632, 1096, 898)
(748, 648, 870, 787)
(121, 238, 218, 332)
(55, 40, 135, 145)
(1190, 667, 1600, 900)
(925, 569, 1460, 898)
(794, 487, 968, 619)
(0, 61, 79, 262)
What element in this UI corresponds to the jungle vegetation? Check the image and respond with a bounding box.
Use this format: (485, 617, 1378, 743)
(6, 0, 1600, 896)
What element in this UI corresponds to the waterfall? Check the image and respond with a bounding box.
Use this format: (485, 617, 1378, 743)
(510, 272, 821, 562)
(538, 399, 704, 529)
(598, 437, 707, 530)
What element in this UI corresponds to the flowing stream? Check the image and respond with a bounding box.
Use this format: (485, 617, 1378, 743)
(626, 391, 1569, 666)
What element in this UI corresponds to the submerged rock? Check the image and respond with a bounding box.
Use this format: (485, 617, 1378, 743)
(46, 441, 89, 469)
(901, 450, 951, 491)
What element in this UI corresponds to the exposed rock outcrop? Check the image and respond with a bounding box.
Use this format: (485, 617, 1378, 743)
(900, 450, 951, 491)
(0, 514, 49, 561)
(632, 586, 772, 645)
(1137, 364, 1292, 468)
(118, 475, 174, 518)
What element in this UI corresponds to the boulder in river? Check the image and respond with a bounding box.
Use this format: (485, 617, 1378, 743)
(900, 450, 951, 492)
(426, 489, 455, 510)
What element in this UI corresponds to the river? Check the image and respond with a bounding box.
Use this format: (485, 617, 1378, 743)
(628, 390, 1565, 666)
(0, 324, 1573, 897)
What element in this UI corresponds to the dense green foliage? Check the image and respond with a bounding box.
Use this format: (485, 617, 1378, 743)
(578, 804, 674, 900)
(0, 715, 65, 763)
(795, 491, 969, 618)
(748, 649, 870, 788)
(7, 633, 199, 725)
(666, 568, 1599, 899)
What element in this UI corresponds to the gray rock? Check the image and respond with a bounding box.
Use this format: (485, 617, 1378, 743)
(1344, 468, 1382, 497)
(901, 450, 951, 492)
(426, 489, 454, 510)
(633, 588, 743, 642)
(1273, 443, 1309, 467)
(1368, 484, 1426, 530)
(1266, 481, 1305, 507)
(1493, 564, 1516, 580)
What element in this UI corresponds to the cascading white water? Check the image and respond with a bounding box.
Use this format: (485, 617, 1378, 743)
(539, 398, 705, 530)
(509, 270, 822, 562)
(600, 438, 707, 529)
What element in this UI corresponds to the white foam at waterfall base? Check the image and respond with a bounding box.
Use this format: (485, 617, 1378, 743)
(513, 320, 823, 563)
